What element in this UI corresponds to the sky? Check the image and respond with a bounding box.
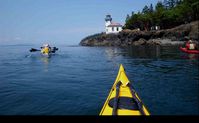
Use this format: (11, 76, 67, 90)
(0, 0, 160, 45)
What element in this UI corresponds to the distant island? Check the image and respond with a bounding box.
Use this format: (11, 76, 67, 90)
(80, 0, 199, 47)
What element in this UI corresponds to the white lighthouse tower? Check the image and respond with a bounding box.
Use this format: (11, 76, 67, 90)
(105, 14, 112, 27)
(105, 14, 122, 34)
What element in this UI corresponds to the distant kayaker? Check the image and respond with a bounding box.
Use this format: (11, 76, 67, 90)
(185, 40, 196, 50)
(41, 44, 51, 54)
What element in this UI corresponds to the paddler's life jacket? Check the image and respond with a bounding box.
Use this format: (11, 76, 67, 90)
(189, 44, 195, 50)
(41, 47, 50, 54)
(186, 42, 195, 50)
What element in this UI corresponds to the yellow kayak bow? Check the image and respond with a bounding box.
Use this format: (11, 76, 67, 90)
(100, 64, 150, 115)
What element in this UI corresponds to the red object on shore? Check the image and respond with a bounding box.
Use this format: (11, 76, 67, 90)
(180, 47, 199, 54)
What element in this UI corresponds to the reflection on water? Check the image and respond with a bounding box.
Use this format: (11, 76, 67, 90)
(40, 57, 50, 72)
(127, 45, 199, 60)
(40, 57, 50, 65)
(181, 54, 199, 60)
(104, 47, 120, 59)
(104, 47, 123, 68)
(127, 45, 161, 59)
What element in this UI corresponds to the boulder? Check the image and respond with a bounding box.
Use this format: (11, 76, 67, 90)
(132, 38, 146, 46)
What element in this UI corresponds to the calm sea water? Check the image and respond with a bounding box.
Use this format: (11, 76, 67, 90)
(0, 44, 198, 115)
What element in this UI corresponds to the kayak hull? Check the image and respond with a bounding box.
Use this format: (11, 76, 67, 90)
(180, 47, 199, 54)
(41, 53, 51, 58)
(99, 64, 150, 115)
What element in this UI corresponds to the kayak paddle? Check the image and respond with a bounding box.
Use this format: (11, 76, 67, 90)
(29, 47, 58, 53)
(30, 48, 41, 52)
(51, 47, 59, 53)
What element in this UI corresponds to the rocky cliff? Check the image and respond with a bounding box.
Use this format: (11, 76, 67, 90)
(80, 21, 199, 47)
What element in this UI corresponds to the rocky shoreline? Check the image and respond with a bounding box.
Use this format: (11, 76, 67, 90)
(80, 21, 199, 47)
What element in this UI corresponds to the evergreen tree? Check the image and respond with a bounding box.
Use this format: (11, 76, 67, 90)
(191, 0, 199, 20)
(149, 4, 154, 13)
(124, 0, 199, 30)
(176, 0, 182, 5)
(126, 14, 130, 22)
(131, 11, 134, 16)
(155, 1, 164, 11)
(142, 5, 150, 14)
(168, 0, 176, 8)
(163, 0, 169, 9)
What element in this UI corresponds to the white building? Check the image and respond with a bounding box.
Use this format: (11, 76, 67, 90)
(105, 14, 122, 34)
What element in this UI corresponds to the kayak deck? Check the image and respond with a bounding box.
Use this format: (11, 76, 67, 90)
(100, 64, 150, 115)
(180, 47, 199, 54)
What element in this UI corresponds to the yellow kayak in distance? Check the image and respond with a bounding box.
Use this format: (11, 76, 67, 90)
(100, 64, 150, 115)
(41, 47, 51, 58)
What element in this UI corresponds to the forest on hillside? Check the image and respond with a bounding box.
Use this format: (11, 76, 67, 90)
(124, 0, 199, 31)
